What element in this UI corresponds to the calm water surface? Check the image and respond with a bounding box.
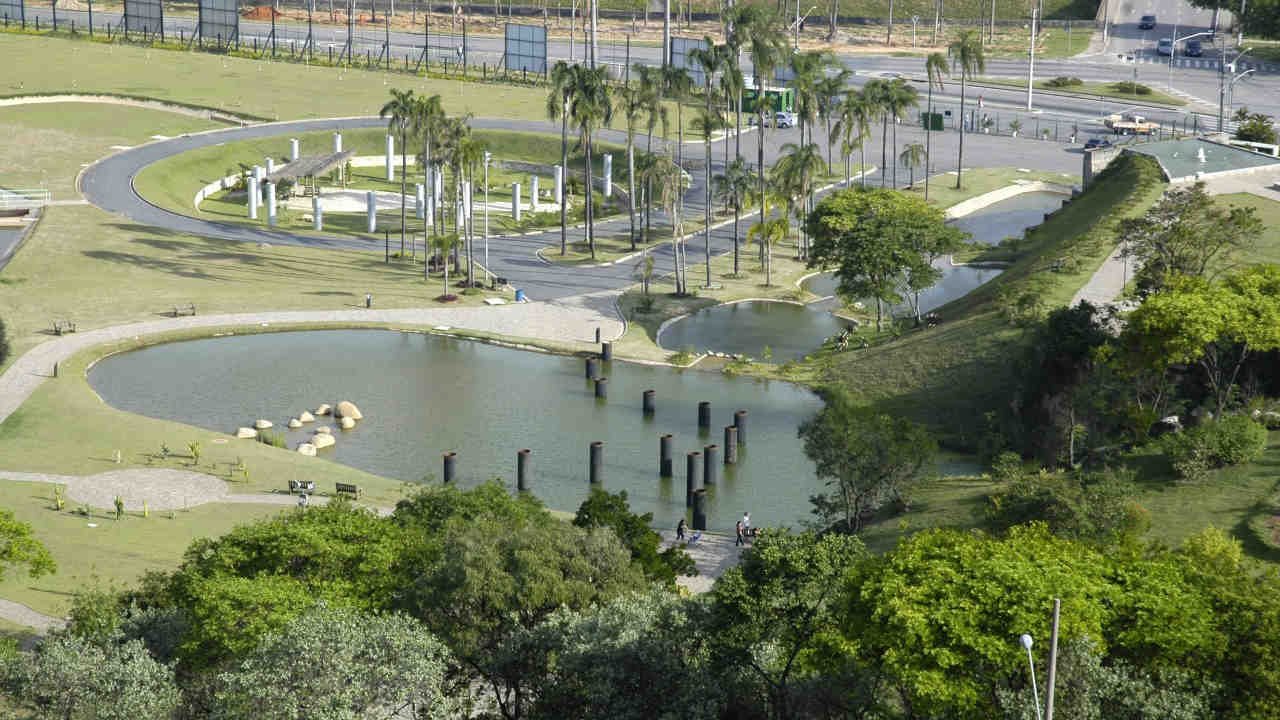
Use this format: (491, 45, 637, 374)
(89, 330, 827, 530)
(657, 301, 851, 361)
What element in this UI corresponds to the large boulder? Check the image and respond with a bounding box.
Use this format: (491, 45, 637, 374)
(254, 419, 274, 430)
(234, 427, 257, 439)
(340, 416, 356, 430)
(297, 443, 317, 457)
(314, 426, 333, 435)
(336, 401, 363, 420)
(299, 411, 316, 423)
(315, 403, 332, 416)
(288, 418, 303, 429)
(312, 433, 336, 450)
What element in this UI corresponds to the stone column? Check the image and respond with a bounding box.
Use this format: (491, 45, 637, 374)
(265, 182, 277, 227)
(247, 176, 259, 220)
(511, 182, 521, 222)
(530, 175, 540, 210)
(385, 134, 394, 182)
(333, 132, 343, 153)
(312, 195, 323, 231)
(265, 156, 275, 176)
(366, 191, 377, 233)
(554, 165, 564, 205)
(603, 153, 613, 197)
(289, 138, 299, 162)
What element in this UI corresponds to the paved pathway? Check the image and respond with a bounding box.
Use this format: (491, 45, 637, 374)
(660, 529, 746, 594)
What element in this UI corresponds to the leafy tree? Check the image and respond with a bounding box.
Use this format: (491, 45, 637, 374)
(1233, 107, 1279, 144)
(68, 584, 124, 648)
(213, 605, 451, 720)
(771, 142, 826, 260)
(883, 78, 919, 188)
(985, 467, 1149, 544)
(707, 530, 872, 720)
(798, 389, 936, 533)
(573, 488, 694, 587)
(3, 634, 179, 720)
(807, 187, 964, 331)
(898, 141, 926, 189)
(747, 209, 788, 287)
(177, 574, 323, 670)
(615, 83, 647, 251)
(691, 39, 729, 288)
(735, 5, 788, 238)
(0, 508, 55, 583)
(1117, 182, 1262, 293)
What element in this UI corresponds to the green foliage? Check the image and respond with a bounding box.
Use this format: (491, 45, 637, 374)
(573, 488, 695, 586)
(986, 467, 1149, 543)
(1045, 75, 1084, 88)
(255, 430, 286, 448)
(0, 316, 8, 367)
(1234, 109, 1279, 144)
(67, 584, 123, 648)
(1111, 81, 1153, 95)
(213, 605, 451, 720)
(177, 574, 323, 669)
(1162, 416, 1269, 481)
(0, 507, 55, 582)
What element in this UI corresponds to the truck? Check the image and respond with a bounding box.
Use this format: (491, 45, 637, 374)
(1105, 113, 1161, 135)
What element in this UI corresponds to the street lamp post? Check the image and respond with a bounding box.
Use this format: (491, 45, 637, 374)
(1169, 29, 1213, 91)
(483, 151, 491, 288)
(1020, 634, 1044, 720)
(1026, 5, 1038, 111)
(1219, 46, 1254, 132)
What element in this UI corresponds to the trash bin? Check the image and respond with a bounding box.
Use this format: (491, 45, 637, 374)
(514, 289, 527, 302)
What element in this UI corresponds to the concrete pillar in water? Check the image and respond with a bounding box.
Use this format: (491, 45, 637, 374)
(601, 341, 613, 361)
(703, 444, 720, 485)
(698, 401, 711, 429)
(685, 451, 701, 507)
(589, 441, 604, 484)
(366, 191, 377, 233)
(724, 426, 738, 464)
(289, 138, 299, 162)
(660, 433, 673, 477)
(385, 134, 395, 182)
(312, 195, 323, 231)
(265, 182, 277, 227)
(333, 132, 343, 153)
(247, 176, 259, 219)
(643, 389, 656, 416)
(734, 410, 748, 445)
(594, 377, 608, 398)
(692, 488, 708, 531)
(554, 165, 564, 205)
(517, 449, 531, 492)
(585, 357, 599, 379)
(265, 156, 275, 176)
(415, 184, 425, 220)
(603, 153, 613, 197)
(511, 182, 522, 223)
(530, 175, 540, 209)
(442, 452, 457, 483)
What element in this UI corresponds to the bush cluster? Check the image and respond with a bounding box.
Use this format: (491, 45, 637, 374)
(1163, 415, 1268, 481)
(1111, 81, 1153, 95)
(1046, 76, 1084, 88)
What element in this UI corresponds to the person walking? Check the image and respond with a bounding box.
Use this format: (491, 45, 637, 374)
(676, 518, 686, 541)
(735, 520, 745, 547)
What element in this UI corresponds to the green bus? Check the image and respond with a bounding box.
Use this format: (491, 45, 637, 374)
(742, 86, 795, 114)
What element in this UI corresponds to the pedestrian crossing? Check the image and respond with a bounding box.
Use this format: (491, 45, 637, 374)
(1125, 55, 1276, 73)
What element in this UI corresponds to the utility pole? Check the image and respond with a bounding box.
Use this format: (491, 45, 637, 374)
(483, 151, 491, 287)
(1218, 42, 1227, 132)
(1046, 598, 1061, 720)
(1026, 5, 1037, 111)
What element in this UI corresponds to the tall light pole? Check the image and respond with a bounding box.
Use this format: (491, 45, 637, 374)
(483, 150, 491, 288)
(1170, 30, 1213, 91)
(1020, 634, 1044, 720)
(1219, 46, 1253, 132)
(1026, 5, 1038, 111)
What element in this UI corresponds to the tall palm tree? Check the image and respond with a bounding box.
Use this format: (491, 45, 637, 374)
(771, 142, 825, 260)
(691, 38, 727, 289)
(950, 30, 986, 190)
(411, 93, 446, 270)
(862, 78, 891, 188)
(615, 84, 647, 251)
(547, 61, 575, 255)
(659, 65, 693, 167)
(714, 158, 753, 276)
(432, 232, 459, 299)
(646, 151, 690, 294)
(833, 88, 872, 187)
(457, 133, 486, 288)
(884, 78, 920, 188)
(379, 88, 415, 257)
(923, 51, 948, 202)
(816, 69, 851, 169)
(747, 205, 787, 287)
(717, 44, 745, 164)
(737, 6, 787, 239)
(899, 141, 926, 188)
(789, 50, 832, 148)
(636, 65, 670, 245)
(569, 64, 614, 260)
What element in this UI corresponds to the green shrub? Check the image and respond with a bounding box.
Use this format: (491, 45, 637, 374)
(1046, 76, 1083, 88)
(1163, 415, 1268, 481)
(1111, 81, 1153, 96)
(256, 431, 286, 449)
(0, 316, 8, 367)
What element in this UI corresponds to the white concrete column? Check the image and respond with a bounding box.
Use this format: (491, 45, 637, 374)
(290, 138, 299, 162)
(415, 183, 425, 219)
(463, 181, 472, 220)
(530, 175, 540, 210)
(511, 182, 521, 222)
(265, 182, 277, 227)
(385, 134, 395, 182)
(366, 191, 377, 233)
(432, 168, 443, 206)
(313, 195, 323, 231)
(554, 165, 564, 205)
(265, 156, 275, 176)
(333, 132, 343, 153)
(247, 176, 259, 220)
(425, 191, 435, 226)
(603, 153, 613, 197)
(253, 165, 264, 183)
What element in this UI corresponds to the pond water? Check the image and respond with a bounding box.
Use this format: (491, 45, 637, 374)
(88, 330, 826, 530)
(950, 190, 1067, 246)
(657, 301, 852, 362)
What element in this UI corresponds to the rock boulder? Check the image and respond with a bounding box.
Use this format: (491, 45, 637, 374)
(312, 433, 336, 450)
(288, 418, 303, 429)
(254, 419, 274, 430)
(234, 427, 257, 439)
(316, 403, 332, 416)
(340, 416, 356, 430)
(336, 401, 363, 420)
(299, 411, 316, 423)
(297, 443, 317, 457)
(315, 426, 333, 435)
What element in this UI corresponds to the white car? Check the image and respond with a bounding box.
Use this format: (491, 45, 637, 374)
(774, 112, 798, 128)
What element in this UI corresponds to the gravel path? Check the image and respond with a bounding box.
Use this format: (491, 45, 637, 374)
(1072, 245, 1131, 307)
(0, 599, 64, 634)
(660, 529, 745, 594)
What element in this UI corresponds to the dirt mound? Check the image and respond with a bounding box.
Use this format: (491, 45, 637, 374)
(241, 5, 282, 20)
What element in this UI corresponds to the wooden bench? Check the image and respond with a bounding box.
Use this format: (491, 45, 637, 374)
(287, 479, 316, 494)
(335, 482, 362, 499)
(51, 319, 77, 336)
(172, 303, 197, 317)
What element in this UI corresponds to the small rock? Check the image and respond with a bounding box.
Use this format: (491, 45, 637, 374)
(336, 401, 363, 420)
(312, 433, 336, 450)
(299, 411, 315, 423)
(315, 426, 333, 435)
(234, 427, 257, 439)
(288, 418, 303, 429)
(315, 403, 332, 416)
(340, 416, 356, 430)
(254, 419, 274, 430)
(297, 443, 317, 457)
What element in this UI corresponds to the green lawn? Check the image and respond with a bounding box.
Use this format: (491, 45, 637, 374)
(904, 166, 1079, 211)
(1220, 192, 1280, 266)
(975, 77, 1187, 107)
(0, 102, 215, 200)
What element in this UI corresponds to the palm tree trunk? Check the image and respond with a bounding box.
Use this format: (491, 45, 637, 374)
(704, 133, 712, 289)
(892, 116, 899, 188)
(628, 133, 637, 250)
(585, 135, 596, 258)
(956, 75, 967, 190)
(732, 202, 740, 276)
(845, 152, 851, 186)
(560, 103, 569, 254)
(825, 115, 834, 169)
(925, 85, 933, 201)
(860, 144, 868, 188)
(880, 115, 889, 188)
(735, 86, 743, 161)
(757, 88, 766, 266)
(400, 129, 407, 256)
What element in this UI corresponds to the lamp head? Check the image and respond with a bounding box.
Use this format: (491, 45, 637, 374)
(1019, 633, 1034, 650)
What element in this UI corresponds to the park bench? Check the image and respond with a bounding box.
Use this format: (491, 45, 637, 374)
(51, 319, 77, 336)
(171, 302, 197, 317)
(335, 482, 362, 499)
(288, 479, 316, 494)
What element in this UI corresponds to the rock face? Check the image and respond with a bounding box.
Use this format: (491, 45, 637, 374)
(316, 403, 332, 416)
(336, 401, 363, 420)
(299, 411, 316, 423)
(315, 426, 333, 435)
(254, 419, 274, 430)
(297, 443, 317, 457)
(312, 433, 336, 450)
(288, 418, 303, 429)
(340, 416, 356, 430)
(235, 427, 257, 439)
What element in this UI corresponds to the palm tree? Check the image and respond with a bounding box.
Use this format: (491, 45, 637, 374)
(747, 205, 787, 287)
(923, 52, 948, 202)
(950, 30, 986, 190)
(737, 6, 787, 239)
(717, 45, 745, 164)
(790, 50, 834, 148)
(615, 84, 647, 250)
(659, 65, 693, 167)
(816, 69, 851, 169)
(771, 142, 825, 260)
(636, 65, 670, 244)
(899, 141, 926, 188)
(691, 39, 727, 289)
(569, 64, 614, 260)
(862, 78, 891, 188)
(457, 133, 486, 288)
(547, 61, 575, 255)
(714, 158, 753, 276)
(833, 88, 872, 187)
(884, 78, 920, 188)
(412, 94, 446, 241)
(380, 88, 415, 258)
(432, 232, 459, 299)
(646, 151, 691, 294)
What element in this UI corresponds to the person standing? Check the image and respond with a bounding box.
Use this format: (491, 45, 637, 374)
(742, 512, 751, 535)
(735, 520, 745, 547)
(676, 518, 686, 541)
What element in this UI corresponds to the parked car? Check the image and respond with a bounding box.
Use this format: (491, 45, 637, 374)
(1084, 137, 1113, 150)
(1139, 14, 1157, 29)
(774, 111, 798, 129)
(1157, 38, 1174, 56)
(1185, 39, 1204, 57)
